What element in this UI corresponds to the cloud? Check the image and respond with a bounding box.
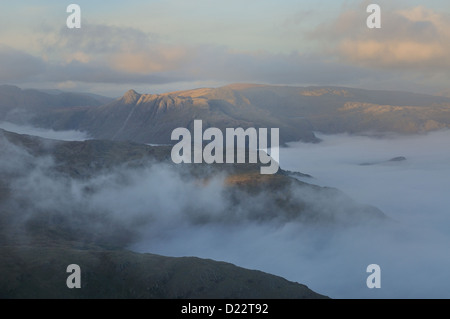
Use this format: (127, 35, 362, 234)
(1, 12, 449, 96)
(44, 60, 180, 84)
(50, 23, 363, 85)
(43, 24, 191, 74)
(0, 122, 90, 141)
(0, 23, 375, 88)
(0, 45, 46, 82)
(109, 47, 189, 74)
(312, 4, 450, 70)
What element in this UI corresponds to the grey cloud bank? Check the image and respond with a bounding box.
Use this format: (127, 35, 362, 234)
(1, 18, 448, 96)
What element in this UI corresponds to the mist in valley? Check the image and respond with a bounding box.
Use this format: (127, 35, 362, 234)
(0, 122, 90, 141)
(1, 128, 450, 298)
(132, 130, 450, 298)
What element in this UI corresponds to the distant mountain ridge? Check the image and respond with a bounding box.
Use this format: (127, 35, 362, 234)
(0, 85, 112, 124)
(2, 84, 450, 144)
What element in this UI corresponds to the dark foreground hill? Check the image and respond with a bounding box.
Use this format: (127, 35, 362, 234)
(0, 245, 326, 299)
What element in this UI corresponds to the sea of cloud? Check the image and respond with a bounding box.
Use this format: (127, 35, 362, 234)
(2, 126, 450, 298)
(132, 130, 450, 298)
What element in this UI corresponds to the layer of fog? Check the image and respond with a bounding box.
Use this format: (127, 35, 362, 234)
(282, 131, 450, 230)
(2, 129, 450, 298)
(278, 131, 450, 298)
(0, 122, 90, 141)
(131, 130, 450, 299)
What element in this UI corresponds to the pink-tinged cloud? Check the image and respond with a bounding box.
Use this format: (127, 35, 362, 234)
(312, 5, 450, 70)
(109, 46, 190, 74)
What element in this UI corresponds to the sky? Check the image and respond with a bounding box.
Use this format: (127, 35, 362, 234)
(1, 0, 450, 96)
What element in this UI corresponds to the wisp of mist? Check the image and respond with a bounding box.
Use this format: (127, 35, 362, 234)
(131, 130, 450, 299)
(0, 122, 90, 141)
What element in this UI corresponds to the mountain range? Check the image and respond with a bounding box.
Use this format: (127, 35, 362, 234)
(2, 84, 450, 145)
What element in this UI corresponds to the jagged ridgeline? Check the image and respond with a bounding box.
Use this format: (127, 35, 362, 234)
(0, 129, 385, 298)
(2, 84, 450, 145)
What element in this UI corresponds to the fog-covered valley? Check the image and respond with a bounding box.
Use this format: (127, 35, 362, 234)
(132, 130, 450, 298)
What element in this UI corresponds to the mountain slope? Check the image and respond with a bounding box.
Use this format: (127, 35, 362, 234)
(25, 84, 450, 144)
(32, 86, 317, 144)
(0, 85, 111, 124)
(0, 245, 327, 299)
